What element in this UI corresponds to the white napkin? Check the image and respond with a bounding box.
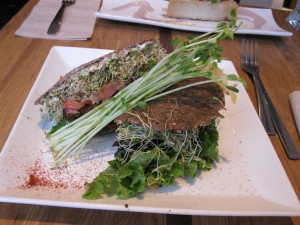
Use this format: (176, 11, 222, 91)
(15, 0, 102, 40)
(289, 91, 300, 138)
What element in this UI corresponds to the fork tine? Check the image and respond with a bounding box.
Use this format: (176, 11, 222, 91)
(249, 40, 253, 66)
(63, 0, 75, 3)
(241, 39, 246, 64)
(254, 42, 259, 67)
(241, 39, 259, 68)
(241, 39, 244, 61)
(247, 40, 251, 65)
(248, 41, 259, 68)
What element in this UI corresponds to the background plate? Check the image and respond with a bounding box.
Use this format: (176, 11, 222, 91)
(0, 46, 299, 216)
(96, 0, 292, 36)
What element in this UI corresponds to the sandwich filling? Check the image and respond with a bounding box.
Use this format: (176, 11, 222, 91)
(35, 40, 166, 131)
(83, 77, 225, 199)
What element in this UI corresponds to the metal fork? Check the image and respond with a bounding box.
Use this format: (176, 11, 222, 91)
(47, 0, 75, 35)
(241, 40, 276, 135)
(241, 40, 299, 159)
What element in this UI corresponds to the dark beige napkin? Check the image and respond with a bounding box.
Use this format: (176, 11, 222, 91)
(289, 91, 300, 138)
(15, 0, 102, 40)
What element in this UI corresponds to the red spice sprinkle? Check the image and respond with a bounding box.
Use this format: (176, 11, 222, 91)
(22, 158, 80, 189)
(28, 174, 40, 186)
(20, 149, 107, 191)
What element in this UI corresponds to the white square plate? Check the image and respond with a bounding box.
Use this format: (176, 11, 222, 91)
(96, 0, 292, 36)
(0, 46, 299, 216)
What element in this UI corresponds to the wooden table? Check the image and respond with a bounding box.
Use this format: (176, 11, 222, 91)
(0, 1, 300, 224)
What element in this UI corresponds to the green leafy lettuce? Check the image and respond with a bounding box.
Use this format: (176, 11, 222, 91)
(83, 121, 219, 199)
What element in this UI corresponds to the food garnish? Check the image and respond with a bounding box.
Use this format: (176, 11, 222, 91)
(47, 9, 243, 168)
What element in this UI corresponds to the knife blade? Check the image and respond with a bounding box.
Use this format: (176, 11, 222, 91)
(260, 78, 300, 160)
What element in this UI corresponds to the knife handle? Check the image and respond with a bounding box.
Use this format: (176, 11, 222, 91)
(260, 78, 300, 160)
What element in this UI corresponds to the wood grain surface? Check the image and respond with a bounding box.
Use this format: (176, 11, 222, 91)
(0, 0, 299, 224)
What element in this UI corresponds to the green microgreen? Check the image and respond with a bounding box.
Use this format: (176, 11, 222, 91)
(83, 121, 219, 199)
(47, 12, 243, 166)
